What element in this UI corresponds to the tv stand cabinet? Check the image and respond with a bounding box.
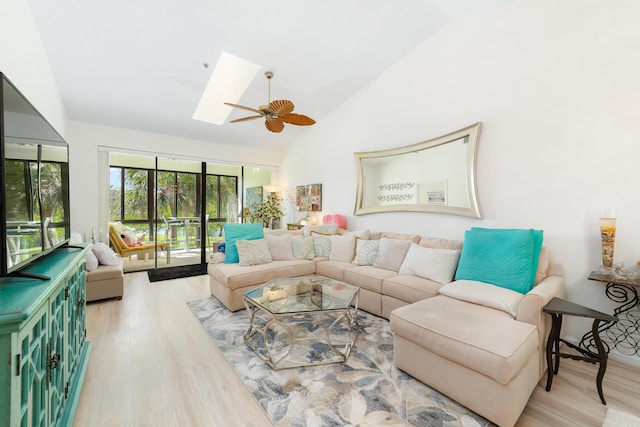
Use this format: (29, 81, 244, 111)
(0, 247, 91, 426)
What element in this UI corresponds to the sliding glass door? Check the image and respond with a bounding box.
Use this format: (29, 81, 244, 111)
(108, 152, 247, 275)
(154, 157, 204, 271)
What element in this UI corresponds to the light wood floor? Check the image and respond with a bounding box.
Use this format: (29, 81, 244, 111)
(74, 273, 640, 427)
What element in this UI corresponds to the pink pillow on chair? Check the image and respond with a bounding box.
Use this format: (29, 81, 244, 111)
(322, 214, 346, 229)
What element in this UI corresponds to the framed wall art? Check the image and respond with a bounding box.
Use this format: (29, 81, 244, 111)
(295, 184, 322, 212)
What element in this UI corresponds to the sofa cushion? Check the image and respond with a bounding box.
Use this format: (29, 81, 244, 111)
(455, 228, 542, 294)
(340, 229, 370, 239)
(316, 260, 356, 281)
(390, 295, 538, 385)
(303, 223, 338, 237)
(380, 232, 421, 244)
(223, 223, 264, 264)
(439, 280, 525, 317)
(418, 236, 464, 250)
(236, 239, 272, 266)
(383, 274, 443, 303)
(86, 261, 124, 282)
(209, 260, 316, 291)
(398, 243, 461, 284)
(265, 234, 294, 261)
(352, 238, 380, 266)
(329, 234, 356, 262)
(344, 265, 398, 293)
(373, 238, 411, 272)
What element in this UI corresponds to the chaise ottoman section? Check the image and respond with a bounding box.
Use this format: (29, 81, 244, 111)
(390, 295, 541, 427)
(208, 259, 315, 311)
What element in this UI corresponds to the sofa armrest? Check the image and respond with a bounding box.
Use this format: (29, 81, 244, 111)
(209, 252, 225, 264)
(516, 275, 566, 327)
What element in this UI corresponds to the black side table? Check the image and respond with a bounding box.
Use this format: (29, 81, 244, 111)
(543, 297, 619, 404)
(584, 271, 640, 356)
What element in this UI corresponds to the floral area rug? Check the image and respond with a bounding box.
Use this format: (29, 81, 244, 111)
(187, 297, 488, 427)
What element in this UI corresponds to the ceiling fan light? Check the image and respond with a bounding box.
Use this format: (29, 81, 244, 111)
(192, 52, 260, 125)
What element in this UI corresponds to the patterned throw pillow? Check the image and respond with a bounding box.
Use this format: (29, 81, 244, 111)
(311, 232, 331, 257)
(235, 239, 272, 266)
(290, 236, 315, 260)
(352, 239, 380, 266)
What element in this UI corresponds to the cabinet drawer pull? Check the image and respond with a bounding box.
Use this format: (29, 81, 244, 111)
(48, 353, 61, 370)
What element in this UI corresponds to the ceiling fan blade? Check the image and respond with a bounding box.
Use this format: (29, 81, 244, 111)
(265, 118, 284, 133)
(280, 113, 316, 126)
(269, 99, 294, 116)
(224, 102, 264, 115)
(229, 115, 262, 123)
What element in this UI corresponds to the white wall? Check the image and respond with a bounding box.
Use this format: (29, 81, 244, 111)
(280, 0, 640, 364)
(0, 0, 66, 136)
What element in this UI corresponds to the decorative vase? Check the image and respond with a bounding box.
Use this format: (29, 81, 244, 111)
(600, 208, 616, 269)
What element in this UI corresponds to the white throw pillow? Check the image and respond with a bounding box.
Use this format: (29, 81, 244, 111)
(352, 239, 380, 266)
(303, 224, 338, 237)
(290, 236, 315, 260)
(311, 233, 332, 257)
(85, 249, 99, 271)
(265, 234, 293, 261)
(209, 252, 225, 264)
(398, 243, 461, 284)
(235, 239, 272, 266)
(439, 280, 525, 317)
(91, 242, 120, 266)
(372, 238, 411, 272)
(329, 234, 356, 262)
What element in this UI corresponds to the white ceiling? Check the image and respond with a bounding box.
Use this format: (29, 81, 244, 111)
(27, 0, 511, 151)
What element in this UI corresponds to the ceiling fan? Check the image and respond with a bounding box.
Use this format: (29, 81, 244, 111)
(225, 71, 316, 133)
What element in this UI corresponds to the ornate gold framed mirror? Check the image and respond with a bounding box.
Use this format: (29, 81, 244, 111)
(354, 122, 482, 218)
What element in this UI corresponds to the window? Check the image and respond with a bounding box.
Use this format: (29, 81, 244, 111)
(109, 165, 238, 246)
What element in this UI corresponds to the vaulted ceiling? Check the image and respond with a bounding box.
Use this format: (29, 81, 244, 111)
(27, 0, 512, 151)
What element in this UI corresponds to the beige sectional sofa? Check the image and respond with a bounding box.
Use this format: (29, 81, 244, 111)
(86, 260, 124, 302)
(85, 242, 125, 302)
(207, 227, 565, 427)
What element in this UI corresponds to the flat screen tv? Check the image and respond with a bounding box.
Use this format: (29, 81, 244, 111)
(0, 73, 71, 279)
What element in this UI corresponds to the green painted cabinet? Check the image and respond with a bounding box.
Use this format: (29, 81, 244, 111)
(0, 247, 91, 427)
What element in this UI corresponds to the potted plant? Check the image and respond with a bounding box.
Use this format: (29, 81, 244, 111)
(249, 193, 284, 229)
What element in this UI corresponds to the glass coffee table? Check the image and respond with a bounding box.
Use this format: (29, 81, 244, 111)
(243, 276, 360, 370)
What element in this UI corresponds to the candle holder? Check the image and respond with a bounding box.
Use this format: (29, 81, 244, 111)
(600, 208, 616, 270)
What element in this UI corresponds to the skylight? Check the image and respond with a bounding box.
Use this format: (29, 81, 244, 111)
(192, 52, 260, 125)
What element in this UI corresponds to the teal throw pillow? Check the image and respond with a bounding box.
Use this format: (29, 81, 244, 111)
(456, 228, 542, 294)
(471, 227, 543, 287)
(223, 223, 264, 264)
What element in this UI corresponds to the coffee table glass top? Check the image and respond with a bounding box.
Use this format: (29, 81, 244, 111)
(244, 276, 358, 314)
